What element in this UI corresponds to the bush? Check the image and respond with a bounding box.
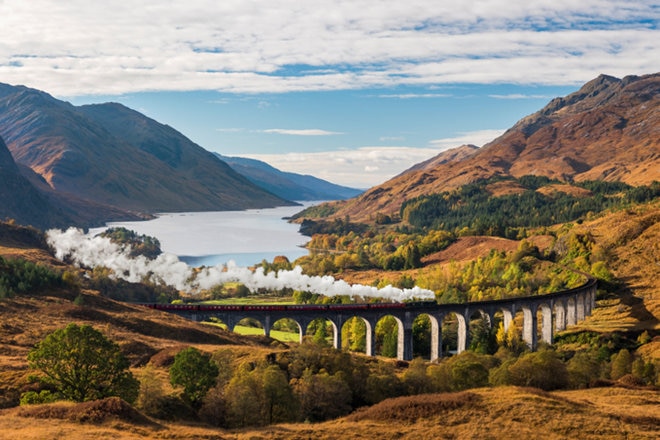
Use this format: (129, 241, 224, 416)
(19, 390, 58, 406)
(506, 349, 568, 390)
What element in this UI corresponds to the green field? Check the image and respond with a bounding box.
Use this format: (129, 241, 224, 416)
(233, 325, 302, 342)
(201, 296, 296, 305)
(205, 320, 302, 343)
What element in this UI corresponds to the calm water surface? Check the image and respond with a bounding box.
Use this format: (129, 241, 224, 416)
(90, 203, 316, 267)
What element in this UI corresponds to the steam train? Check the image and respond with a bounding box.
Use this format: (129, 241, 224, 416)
(143, 300, 437, 313)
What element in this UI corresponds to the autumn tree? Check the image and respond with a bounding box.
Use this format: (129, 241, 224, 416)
(262, 365, 297, 424)
(448, 352, 494, 390)
(610, 348, 632, 380)
(376, 316, 398, 357)
(566, 351, 603, 388)
(312, 319, 331, 346)
(343, 316, 366, 352)
(363, 363, 403, 404)
(401, 357, 433, 394)
(224, 362, 297, 427)
(292, 368, 352, 422)
(26, 323, 139, 403)
(224, 364, 264, 427)
(506, 349, 568, 390)
(135, 364, 166, 415)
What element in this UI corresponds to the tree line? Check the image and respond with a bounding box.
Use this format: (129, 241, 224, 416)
(401, 177, 660, 236)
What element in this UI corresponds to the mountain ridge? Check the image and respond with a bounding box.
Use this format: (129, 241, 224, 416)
(0, 84, 293, 227)
(217, 154, 363, 201)
(309, 73, 660, 223)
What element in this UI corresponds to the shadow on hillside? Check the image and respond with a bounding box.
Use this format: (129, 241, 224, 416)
(613, 277, 658, 325)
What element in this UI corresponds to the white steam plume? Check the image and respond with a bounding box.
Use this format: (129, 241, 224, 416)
(47, 228, 435, 302)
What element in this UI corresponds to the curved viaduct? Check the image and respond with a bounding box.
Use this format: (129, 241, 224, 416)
(150, 278, 597, 361)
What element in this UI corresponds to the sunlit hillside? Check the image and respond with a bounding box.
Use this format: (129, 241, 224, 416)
(0, 197, 658, 438)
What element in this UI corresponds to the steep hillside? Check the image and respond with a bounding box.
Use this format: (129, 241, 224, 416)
(0, 135, 74, 229)
(78, 103, 292, 209)
(313, 73, 659, 223)
(218, 154, 363, 201)
(1, 135, 148, 229)
(0, 83, 292, 217)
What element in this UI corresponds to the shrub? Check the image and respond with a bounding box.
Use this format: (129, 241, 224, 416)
(19, 390, 58, 406)
(506, 349, 568, 390)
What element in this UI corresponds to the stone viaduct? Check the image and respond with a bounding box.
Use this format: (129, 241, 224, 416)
(147, 278, 597, 361)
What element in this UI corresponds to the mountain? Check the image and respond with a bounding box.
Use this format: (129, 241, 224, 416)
(312, 73, 660, 223)
(0, 133, 151, 229)
(0, 135, 71, 229)
(216, 154, 363, 201)
(0, 84, 293, 221)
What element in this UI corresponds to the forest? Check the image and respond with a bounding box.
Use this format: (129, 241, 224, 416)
(401, 176, 660, 235)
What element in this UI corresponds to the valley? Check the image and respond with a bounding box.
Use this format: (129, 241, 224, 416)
(0, 72, 658, 438)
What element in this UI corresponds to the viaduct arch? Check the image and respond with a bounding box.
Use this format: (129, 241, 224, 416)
(147, 278, 597, 361)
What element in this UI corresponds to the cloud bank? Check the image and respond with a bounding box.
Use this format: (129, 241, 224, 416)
(241, 146, 444, 188)
(0, 1, 657, 96)
(241, 128, 504, 188)
(47, 228, 435, 302)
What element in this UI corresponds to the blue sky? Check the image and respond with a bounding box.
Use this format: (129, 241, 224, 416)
(0, 1, 658, 188)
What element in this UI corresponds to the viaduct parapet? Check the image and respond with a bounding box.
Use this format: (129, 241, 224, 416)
(147, 278, 597, 361)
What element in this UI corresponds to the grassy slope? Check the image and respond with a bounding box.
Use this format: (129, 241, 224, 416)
(0, 386, 658, 439)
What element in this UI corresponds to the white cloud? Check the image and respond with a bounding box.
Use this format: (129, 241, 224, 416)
(0, 1, 656, 96)
(240, 146, 442, 188)
(429, 129, 506, 149)
(377, 93, 452, 99)
(262, 128, 344, 136)
(380, 136, 406, 142)
(489, 94, 553, 100)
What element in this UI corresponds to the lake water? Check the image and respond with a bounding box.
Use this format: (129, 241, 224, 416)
(89, 203, 316, 267)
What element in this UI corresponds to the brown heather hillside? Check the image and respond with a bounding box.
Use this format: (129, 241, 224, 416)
(568, 201, 660, 331)
(0, 386, 657, 439)
(308, 73, 660, 223)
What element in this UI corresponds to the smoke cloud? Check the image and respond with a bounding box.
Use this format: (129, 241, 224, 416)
(47, 228, 435, 302)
